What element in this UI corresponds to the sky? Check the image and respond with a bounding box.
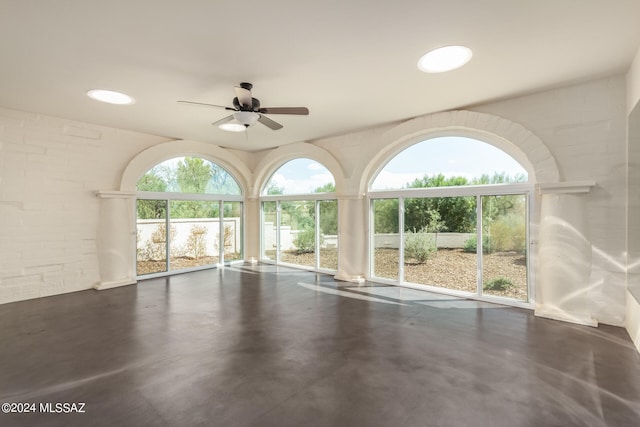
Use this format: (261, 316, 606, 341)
(152, 137, 528, 195)
(266, 159, 334, 194)
(371, 136, 528, 189)
(266, 137, 527, 194)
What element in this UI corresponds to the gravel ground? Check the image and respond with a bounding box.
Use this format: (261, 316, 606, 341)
(375, 248, 527, 301)
(139, 248, 527, 301)
(137, 256, 220, 275)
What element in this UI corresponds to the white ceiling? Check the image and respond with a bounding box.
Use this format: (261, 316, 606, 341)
(1, 1, 639, 152)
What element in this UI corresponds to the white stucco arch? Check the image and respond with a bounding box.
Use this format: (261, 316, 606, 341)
(251, 142, 346, 198)
(120, 139, 253, 194)
(359, 110, 559, 194)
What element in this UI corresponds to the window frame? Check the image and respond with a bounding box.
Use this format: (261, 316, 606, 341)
(368, 182, 535, 309)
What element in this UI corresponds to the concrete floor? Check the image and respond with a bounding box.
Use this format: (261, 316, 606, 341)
(1, 264, 640, 427)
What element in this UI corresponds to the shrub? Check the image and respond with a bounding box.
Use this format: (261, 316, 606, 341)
(483, 277, 514, 291)
(185, 224, 208, 259)
(142, 223, 175, 261)
(463, 235, 490, 253)
(404, 229, 437, 263)
(486, 214, 526, 254)
(294, 228, 322, 254)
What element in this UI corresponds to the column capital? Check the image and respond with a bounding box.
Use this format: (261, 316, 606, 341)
(537, 181, 596, 195)
(96, 190, 137, 199)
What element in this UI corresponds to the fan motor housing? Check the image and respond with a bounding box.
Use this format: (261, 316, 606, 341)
(233, 97, 260, 111)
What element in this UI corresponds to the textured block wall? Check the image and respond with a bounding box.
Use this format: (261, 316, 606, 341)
(469, 77, 628, 325)
(0, 108, 169, 304)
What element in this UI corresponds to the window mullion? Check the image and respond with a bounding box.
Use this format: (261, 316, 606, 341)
(476, 195, 483, 296)
(315, 201, 321, 270)
(165, 200, 171, 272)
(218, 200, 224, 265)
(399, 197, 405, 284)
(276, 201, 281, 264)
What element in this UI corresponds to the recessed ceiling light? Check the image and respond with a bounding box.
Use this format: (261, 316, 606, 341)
(417, 45, 473, 73)
(87, 89, 135, 105)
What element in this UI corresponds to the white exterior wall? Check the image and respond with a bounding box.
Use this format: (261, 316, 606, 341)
(137, 218, 241, 259)
(0, 108, 171, 303)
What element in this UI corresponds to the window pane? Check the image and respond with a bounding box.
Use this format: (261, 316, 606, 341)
(263, 158, 335, 195)
(372, 199, 399, 280)
(319, 200, 338, 270)
(137, 157, 241, 195)
(371, 136, 527, 190)
(403, 196, 477, 293)
(169, 200, 220, 270)
(262, 201, 277, 261)
(280, 200, 316, 267)
(481, 194, 528, 301)
(223, 202, 243, 262)
(136, 200, 168, 275)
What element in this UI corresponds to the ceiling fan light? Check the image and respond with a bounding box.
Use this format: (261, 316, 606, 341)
(233, 111, 260, 126)
(219, 122, 247, 132)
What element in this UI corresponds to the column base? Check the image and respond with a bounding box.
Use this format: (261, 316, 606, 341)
(334, 272, 366, 283)
(535, 305, 598, 327)
(94, 278, 137, 291)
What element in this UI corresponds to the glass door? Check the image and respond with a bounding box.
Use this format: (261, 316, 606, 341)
(136, 199, 168, 275)
(481, 194, 528, 301)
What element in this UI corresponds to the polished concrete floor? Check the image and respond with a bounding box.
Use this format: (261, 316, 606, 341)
(1, 264, 640, 427)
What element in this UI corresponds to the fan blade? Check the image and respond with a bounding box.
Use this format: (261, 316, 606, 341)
(258, 114, 283, 130)
(234, 86, 253, 109)
(211, 115, 234, 126)
(178, 100, 235, 110)
(258, 107, 309, 115)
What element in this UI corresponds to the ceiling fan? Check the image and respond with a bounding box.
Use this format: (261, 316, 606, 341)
(178, 82, 309, 132)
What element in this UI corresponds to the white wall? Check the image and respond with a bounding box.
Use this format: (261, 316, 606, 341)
(0, 74, 633, 330)
(299, 75, 626, 326)
(626, 46, 640, 351)
(0, 108, 170, 304)
(472, 76, 628, 326)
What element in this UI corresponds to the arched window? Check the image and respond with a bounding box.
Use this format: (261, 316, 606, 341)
(136, 157, 243, 277)
(263, 158, 335, 195)
(372, 136, 527, 190)
(261, 158, 338, 271)
(137, 157, 242, 195)
(369, 136, 531, 306)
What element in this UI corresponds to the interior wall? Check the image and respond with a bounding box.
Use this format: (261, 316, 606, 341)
(0, 74, 630, 330)
(0, 108, 171, 304)
(472, 76, 628, 326)
(626, 46, 640, 351)
(298, 75, 626, 326)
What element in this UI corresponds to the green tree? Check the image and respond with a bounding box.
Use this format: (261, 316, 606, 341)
(319, 200, 338, 235)
(137, 170, 167, 192)
(314, 182, 336, 193)
(266, 182, 284, 195)
(401, 172, 524, 233)
(373, 199, 399, 234)
(314, 183, 337, 235)
(176, 157, 213, 193)
(136, 170, 168, 219)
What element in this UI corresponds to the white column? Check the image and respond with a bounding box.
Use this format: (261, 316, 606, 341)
(95, 191, 137, 290)
(244, 197, 261, 261)
(536, 182, 596, 326)
(334, 195, 367, 283)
